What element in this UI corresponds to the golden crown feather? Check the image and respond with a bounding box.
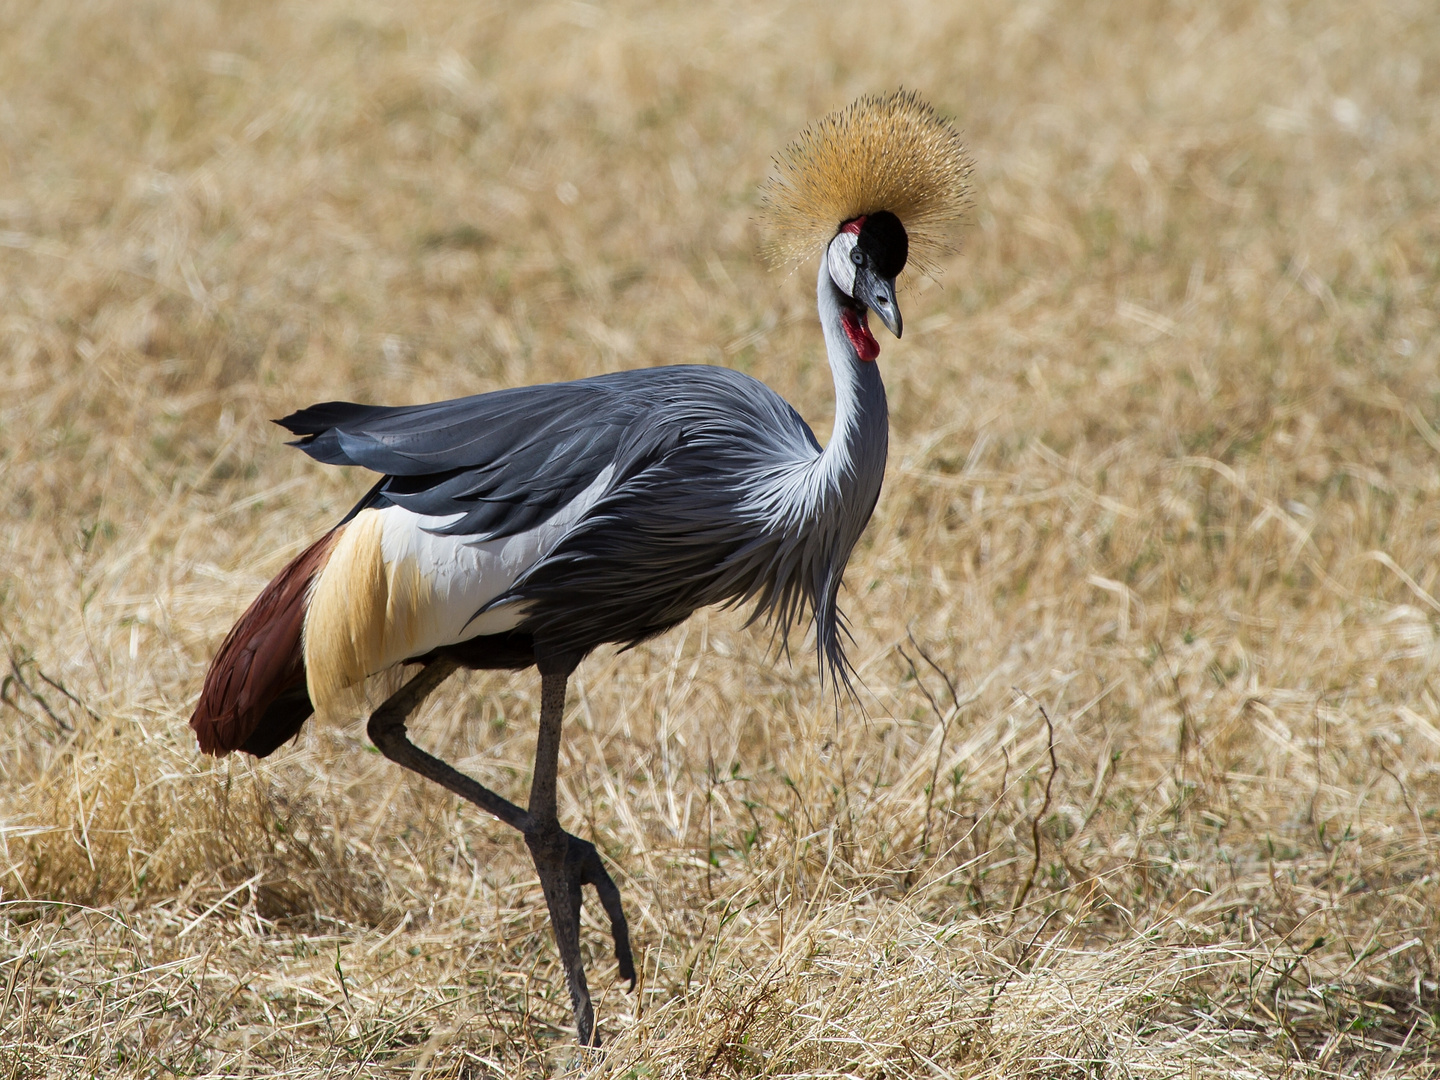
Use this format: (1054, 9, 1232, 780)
(760, 90, 973, 278)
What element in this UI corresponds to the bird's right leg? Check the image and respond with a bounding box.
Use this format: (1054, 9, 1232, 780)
(520, 665, 640, 1046)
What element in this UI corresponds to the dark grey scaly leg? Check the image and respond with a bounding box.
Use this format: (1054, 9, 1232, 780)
(366, 656, 635, 1046)
(368, 656, 529, 828)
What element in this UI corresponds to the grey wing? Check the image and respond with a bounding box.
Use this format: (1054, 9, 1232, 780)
(278, 364, 833, 665)
(278, 375, 649, 539)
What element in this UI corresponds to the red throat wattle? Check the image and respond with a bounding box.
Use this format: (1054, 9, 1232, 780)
(841, 306, 880, 362)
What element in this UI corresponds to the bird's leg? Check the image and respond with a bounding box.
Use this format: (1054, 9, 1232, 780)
(365, 656, 635, 1046)
(522, 665, 636, 1047)
(366, 656, 529, 830)
(524, 669, 592, 1042)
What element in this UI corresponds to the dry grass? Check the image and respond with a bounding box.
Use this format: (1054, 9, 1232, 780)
(2, 0, 1438, 1075)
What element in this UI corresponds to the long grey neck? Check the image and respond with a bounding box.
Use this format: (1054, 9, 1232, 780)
(774, 255, 888, 691)
(730, 258, 891, 691)
(813, 258, 889, 514)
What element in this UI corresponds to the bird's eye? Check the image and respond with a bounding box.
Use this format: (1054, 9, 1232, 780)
(850, 249, 864, 266)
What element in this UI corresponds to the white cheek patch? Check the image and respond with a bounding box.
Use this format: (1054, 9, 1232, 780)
(827, 232, 859, 298)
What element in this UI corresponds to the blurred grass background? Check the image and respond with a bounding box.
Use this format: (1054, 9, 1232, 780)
(0, 0, 1437, 1075)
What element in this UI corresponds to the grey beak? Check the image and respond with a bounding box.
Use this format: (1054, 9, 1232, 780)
(854, 268, 903, 338)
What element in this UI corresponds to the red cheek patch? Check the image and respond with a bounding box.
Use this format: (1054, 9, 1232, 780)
(841, 307, 880, 362)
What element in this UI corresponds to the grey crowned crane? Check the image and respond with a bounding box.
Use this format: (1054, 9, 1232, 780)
(190, 91, 970, 1046)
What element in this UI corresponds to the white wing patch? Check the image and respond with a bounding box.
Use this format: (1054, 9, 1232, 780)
(379, 463, 615, 647)
(303, 466, 613, 716)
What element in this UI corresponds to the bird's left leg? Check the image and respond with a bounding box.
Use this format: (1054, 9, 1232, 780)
(523, 660, 635, 1047)
(367, 656, 531, 830)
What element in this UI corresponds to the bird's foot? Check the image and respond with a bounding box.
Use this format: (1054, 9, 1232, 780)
(567, 831, 637, 987)
(525, 824, 635, 1046)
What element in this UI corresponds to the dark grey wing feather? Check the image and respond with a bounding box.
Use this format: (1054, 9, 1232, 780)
(278, 377, 647, 539)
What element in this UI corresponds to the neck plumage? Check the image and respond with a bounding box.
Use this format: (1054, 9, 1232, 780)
(813, 257, 889, 511)
(794, 256, 889, 690)
(738, 257, 890, 692)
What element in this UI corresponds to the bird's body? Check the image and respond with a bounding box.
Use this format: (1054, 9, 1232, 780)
(189, 90, 969, 1045)
(301, 345, 885, 692)
(193, 293, 885, 757)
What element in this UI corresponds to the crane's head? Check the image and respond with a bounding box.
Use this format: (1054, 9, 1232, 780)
(760, 90, 971, 352)
(826, 211, 908, 343)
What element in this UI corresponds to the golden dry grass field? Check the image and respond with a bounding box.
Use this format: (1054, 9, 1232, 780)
(1, 0, 1438, 1075)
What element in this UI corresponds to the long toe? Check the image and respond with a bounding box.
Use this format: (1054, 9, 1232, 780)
(568, 833, 637, 988)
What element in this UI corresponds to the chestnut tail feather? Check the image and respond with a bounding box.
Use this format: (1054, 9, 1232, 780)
(190, 530, 341, 757)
